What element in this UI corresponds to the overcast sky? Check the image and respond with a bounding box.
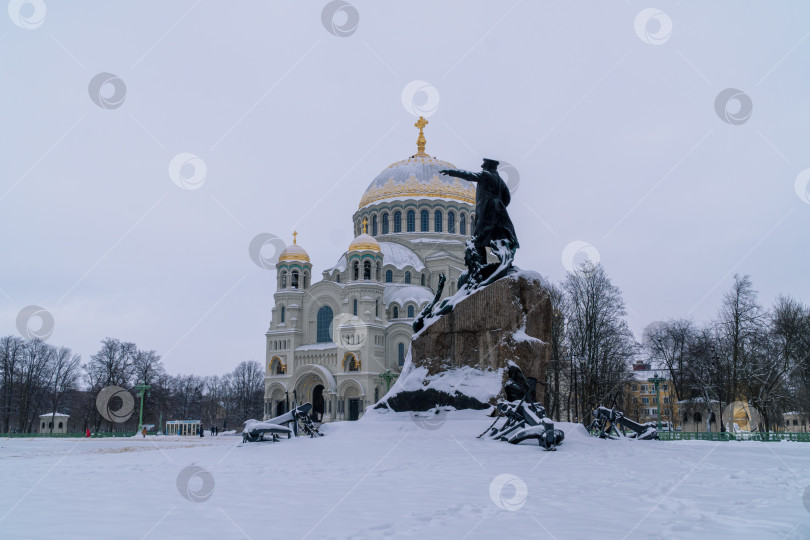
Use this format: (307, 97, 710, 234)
(2, 1, 809, 377)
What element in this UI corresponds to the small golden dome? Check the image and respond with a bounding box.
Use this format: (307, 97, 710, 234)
(348, 219, 380, 252)
(278, 232, 311, 263)
(348, 233, 380, 253)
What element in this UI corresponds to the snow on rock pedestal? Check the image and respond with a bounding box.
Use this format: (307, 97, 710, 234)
(380, 270, 552, 411)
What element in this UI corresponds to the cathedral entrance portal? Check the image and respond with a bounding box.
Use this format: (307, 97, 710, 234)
(348, 399, 360, 421)
(312, 384, 325, 422)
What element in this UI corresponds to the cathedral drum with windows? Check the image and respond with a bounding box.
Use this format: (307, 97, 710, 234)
(264, 118, 476, 422)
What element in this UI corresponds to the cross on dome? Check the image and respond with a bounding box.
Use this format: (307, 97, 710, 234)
(414, 116, 429, 157)
(292, 231, 298, 245)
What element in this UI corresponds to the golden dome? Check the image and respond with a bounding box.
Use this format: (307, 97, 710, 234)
(278, 232, 311, 263)
(358, 117, 475, 209)
(348, 233, 380, 253)
(358, 155, 475, 209)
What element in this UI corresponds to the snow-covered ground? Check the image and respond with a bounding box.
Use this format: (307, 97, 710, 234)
(1, 410, 808, 539)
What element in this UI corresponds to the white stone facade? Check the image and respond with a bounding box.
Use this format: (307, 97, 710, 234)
(264, 152, 476, 422)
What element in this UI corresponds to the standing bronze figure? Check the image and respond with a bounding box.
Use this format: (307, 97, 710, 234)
(441, 159, 518, 286)
(413, 159, 521, 332)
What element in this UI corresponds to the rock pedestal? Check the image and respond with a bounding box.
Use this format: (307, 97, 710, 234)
(382, 271, 552, 411)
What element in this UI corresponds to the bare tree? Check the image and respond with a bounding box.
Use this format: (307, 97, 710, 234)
(0, 335, 25, 433)
(643, 319, 695, 401)
(564, 262, 637, 424)
(44, 346, 81, 433)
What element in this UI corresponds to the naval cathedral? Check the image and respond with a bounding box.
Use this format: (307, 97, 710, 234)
(264, 119, 476, 422)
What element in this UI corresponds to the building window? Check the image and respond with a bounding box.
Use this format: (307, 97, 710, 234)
(394, 211, 402, 233)
(631, 385, 637, 391)
(641, 397, 649, 404)
(421, 274, 426, 286)
(407, 305, 414, 318)
(336, 274, 340, 283)
(353, 298, 358, 316)
(291, 270, 299, 289)
(404, 271, 411, 284)
(434, 210, 443, 232)
(376, 262, 381, 281)
(663, 397, 669, 404)
(316, 306, 334, 343)
(398, 343, 405, 366)
(447, 211, 455, 233)
(58, 422, 63, 429)
(393, 306, 399, 318)
(693, 412, 702, 423)
(280, 306, 285, 323)
(353, 261, 359, 281)
(382, 213, 389, 234)
(281, 271, 287, 289)
(385, 270, 393, 283)
(406, 210, 415, 232)
(420, 210, 429, 232)
(375, 299, 379, 317)
(364, 260, 371, 280)
(460, 214, 466, 235)
(372, 215, 378, 236)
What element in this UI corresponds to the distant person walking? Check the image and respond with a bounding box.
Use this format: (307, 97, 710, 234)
(199, 426, 204, 437)
(141, 427, 147, 438)
(210, 426, 214, 436)
(214, 426, 218, 436)
(85, 428, 90, 438)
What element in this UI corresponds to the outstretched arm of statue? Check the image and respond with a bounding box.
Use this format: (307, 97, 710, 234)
(440, 169, 478, 182)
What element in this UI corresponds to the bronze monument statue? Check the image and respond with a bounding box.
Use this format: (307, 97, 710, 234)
(412, 159, 520, 332)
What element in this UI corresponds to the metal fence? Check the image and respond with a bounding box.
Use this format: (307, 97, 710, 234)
(2, 432, 136, 438)
(659, 431, 810, 442)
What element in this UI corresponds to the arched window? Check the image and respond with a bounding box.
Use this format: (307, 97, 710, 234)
(353, 261, 359, 281)
(393, 306, 399, 318)
(280, 305, 285, 323)
(363, 260, 371, 280)
(348, 358, 358, 371)
(434, 210, 443, 232)
(353, 298, 358, 316)
(693, 412, 702, 423)
(316, 306, 334, 343)
(710, 412, 716, 423)
(683, 413, 688, 423)
(407, 210, 415, 232)
(48, 422, 53, 428)
(460, 214, 466, 235)
(447, 211, 456, 233)
(394, 211, 402, 233)
(336, 274, 341, 283)
(58, 422, 63, 429)
(375, 299, 379, 317)
(376, 262, 381, 281)
(385, 270, 393, 283)
(372, 215, 378, 236)
(281, 271, 287, 289)
(407, 305, 414, 318)
(303, 272, 310, 289)
(398, 343, 405, 366)
(382, 213, 389, 234)
(421, 274, 426, 286)
(404, 271, 411, 284)
(291, 270, 299, 289)
(420, 210, 429, 232)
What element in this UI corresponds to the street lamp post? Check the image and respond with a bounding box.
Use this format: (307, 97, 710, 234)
(134, 382, 151, 432)
(647, 373, 664, 432)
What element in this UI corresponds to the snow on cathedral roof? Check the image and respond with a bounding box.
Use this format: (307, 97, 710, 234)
(326, 242, 425, 273)
(358, 155, 475, 209)
(379, 242, 425, 271)
(383, 284, 434, 307)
